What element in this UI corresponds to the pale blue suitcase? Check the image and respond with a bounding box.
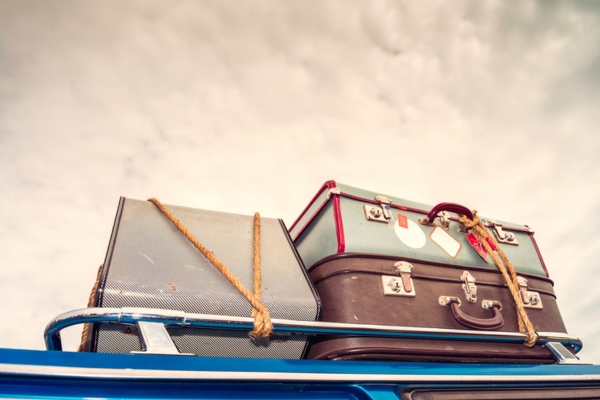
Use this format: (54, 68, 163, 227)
(289, 181, 549, 277)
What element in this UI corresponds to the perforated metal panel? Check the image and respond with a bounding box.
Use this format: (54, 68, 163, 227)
(92, 198, 319, 358)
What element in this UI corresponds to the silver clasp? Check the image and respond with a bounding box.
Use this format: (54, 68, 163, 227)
(461, 271, 477, 303)
(382, 261, 415, 297)
(395, 261, 414, 293)
(517, 276, 543, 309)
(487, 219, 519, 246)
(364, 195, 395, 227)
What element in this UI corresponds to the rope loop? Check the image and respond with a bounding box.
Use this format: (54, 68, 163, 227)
(459, 210, 537, 348)
(148, 198, 272, 339)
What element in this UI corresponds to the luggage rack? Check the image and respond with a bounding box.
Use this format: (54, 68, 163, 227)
(45, 307, 583, 365)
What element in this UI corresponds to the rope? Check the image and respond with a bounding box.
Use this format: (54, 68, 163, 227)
(252, 212, 261, 320)
(459, 211, 537, 347)
(78, 264, 104, 352)
(148, 198, 272, 339)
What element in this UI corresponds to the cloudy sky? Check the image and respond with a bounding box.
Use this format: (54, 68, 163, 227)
(1, 1, 600, 362)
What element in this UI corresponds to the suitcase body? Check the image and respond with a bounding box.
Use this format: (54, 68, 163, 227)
(290, 181, 549, 277)
(306, 254, 568, 363)
(87, 197, 320, 359)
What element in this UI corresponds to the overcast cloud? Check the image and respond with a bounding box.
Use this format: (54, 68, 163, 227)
(1, 1, 600, 362)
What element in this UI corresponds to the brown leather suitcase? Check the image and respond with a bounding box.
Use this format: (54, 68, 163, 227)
(306, 253, 570, 363)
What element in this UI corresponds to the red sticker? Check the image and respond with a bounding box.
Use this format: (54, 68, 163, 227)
(397, 214, 408, 229)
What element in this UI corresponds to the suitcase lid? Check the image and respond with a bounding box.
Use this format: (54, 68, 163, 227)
(291, 181, 532, 237)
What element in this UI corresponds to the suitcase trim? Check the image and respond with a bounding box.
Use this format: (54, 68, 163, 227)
(289, 180, 346, 253)
(307, 337, 558, 363)
(307, 252, 556, 294)
(290, 181, 549, 277)
(310, 265, 557, 299)
(88, 196, 128, 351)
(96, 197, 127, 308)
(288, 181, 331, 234)
(278, 219, 322, 322)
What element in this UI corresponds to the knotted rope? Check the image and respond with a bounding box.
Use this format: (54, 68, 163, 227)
(148, 198, 272, 339)
(459, 211, 537, 347)
(252, 212, 262, 321)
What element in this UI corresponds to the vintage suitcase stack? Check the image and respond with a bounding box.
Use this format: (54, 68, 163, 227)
(83, 197, 320, 359)
(289, 180, 570, 363)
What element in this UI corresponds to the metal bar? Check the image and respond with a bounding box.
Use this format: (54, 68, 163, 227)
(132, 322, 187, 355)
(44, 307, 583, 354)
(545, 342, 581, 364)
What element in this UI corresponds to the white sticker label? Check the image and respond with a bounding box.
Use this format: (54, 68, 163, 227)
(430, 226, 462, 258)
(395, 219, 426, 249)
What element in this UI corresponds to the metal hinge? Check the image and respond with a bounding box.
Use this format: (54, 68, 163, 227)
(487, 219, 519, 246)
(518, 276, 543, 309)
(382, 261, 415, 297)
(461, 271, 477, 303)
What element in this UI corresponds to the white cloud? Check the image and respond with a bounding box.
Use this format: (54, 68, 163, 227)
(0, 0, 599, 363)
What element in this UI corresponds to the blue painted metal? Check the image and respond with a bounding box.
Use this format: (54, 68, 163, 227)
(2, 347, 600, 399)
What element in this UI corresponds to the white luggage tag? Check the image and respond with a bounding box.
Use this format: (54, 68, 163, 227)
(430, 226, 462, 258)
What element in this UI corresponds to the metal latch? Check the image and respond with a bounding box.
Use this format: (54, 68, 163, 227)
(461, 271, 477, 303)
(518, 276, 543, 309)
(418, 211, 450, 230)
(364, 195, 394, 227)
(382, 261, 415, 297)
(487, 219, 519, 246)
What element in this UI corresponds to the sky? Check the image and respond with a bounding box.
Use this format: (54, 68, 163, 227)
(1, 1, 600, 362)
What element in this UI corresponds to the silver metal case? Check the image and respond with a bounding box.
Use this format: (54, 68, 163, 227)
(91, 198, 320, 359)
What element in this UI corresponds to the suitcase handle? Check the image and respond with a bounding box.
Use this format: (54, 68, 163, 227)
(425, 202, 473, 223)
(440, 296, 504, 331)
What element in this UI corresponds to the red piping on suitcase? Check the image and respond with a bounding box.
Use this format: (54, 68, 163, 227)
(530, 233, 549, 277)
(291, 201, 330, 242)
(327, 181, 346, 253)
(289, 182, 331, 233)
(289, 180, 345, 252)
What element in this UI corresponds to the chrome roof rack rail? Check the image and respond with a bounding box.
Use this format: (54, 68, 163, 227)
(44, 307, 583, 363)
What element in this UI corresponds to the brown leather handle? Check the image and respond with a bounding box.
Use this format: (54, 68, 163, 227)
(426, 202, 473, 223)
(446, 297, 504, 331)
